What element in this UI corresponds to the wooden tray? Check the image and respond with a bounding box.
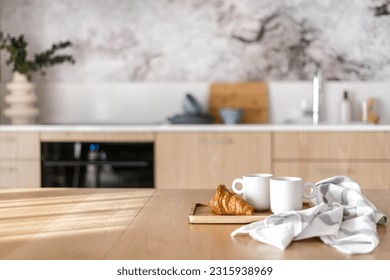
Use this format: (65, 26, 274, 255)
(188, 202, 312, 224)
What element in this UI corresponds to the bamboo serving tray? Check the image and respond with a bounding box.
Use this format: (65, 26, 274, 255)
(188, 202, 312, 224)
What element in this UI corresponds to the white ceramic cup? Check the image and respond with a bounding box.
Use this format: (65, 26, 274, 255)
(231, 174, 273, 211)
(270, 177, 317, 213)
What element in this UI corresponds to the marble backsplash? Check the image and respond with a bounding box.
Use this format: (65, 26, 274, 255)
(1, 0, 390, 82)
(1, 0, 390, 125)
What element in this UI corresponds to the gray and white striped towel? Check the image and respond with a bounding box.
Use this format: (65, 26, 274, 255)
(231, 176, 387, 254)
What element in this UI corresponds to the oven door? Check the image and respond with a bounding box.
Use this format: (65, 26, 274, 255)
(41, 142, 154, 188)
(41, 160, 153, 188)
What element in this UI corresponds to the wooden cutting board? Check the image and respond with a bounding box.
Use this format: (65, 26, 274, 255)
(188, 203, 271, 224)
(208, 82, 268, 124)
(188, 202, 313, 224)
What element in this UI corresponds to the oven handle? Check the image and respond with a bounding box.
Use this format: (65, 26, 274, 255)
(42, 160, 150, 167)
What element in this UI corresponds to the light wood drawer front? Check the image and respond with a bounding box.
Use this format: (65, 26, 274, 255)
(274, 132, 390, 160)
(156, 133, 271, 189)
(40, 132, 155, 142)
(0, 133, 40, 159)
(0, 161, 40, 188)
(273, 161, 390, 189)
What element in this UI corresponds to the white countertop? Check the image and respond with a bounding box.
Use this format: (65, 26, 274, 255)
(1, 123, 390, 132)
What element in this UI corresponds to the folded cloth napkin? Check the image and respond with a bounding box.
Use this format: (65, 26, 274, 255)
(231, 176, 387, 254)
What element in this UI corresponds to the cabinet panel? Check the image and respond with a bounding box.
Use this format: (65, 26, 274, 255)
(0, 161, 40, 188)
(40, 132, 155, 142)
(156, 133, 271, 189)
(0, 132, 40, 159)
(274, 132, 390, 160)
(273, 161, 390, 189)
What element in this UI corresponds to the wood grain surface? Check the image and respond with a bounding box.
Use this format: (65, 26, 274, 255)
(40, 132, 155, 142)
(0, 188, 154, 259)
(0, 188, 388, 260)
(105, 189, 390, 260)
(273, 132, 390, 159)
(156, 132, 272, 189)
(188, 202, 312, 224)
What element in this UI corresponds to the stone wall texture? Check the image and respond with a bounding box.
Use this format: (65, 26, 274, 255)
(1, 0, 390, 82)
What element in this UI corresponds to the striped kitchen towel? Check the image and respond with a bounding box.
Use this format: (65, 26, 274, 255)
(231, 176, 387, 254)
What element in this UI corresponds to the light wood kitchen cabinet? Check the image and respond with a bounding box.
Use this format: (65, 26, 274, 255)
(40, 132, 154, 142)
(0, 132, 40, 158)
(156, 132, 272, 189)
(0, 161, 40, 188)
(273, 132, 390, 189)
(0, 132, 40, 188)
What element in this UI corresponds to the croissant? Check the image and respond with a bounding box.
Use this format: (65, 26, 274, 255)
(209, 184, 254, 215)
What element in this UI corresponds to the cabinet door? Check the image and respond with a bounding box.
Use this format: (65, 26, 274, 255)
(156, 133, 271, 189)
(0, 132, 40, 159)
(273, 132, 390, 189)
(0, 132, 40, 188)
(0, 161, 40, 188)
(274, 161, 390, 189)
(274, 132, 390, 160)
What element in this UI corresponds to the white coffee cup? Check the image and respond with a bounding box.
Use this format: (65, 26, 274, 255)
(270, 177, 317, 214)
(231, 174, 272, 211)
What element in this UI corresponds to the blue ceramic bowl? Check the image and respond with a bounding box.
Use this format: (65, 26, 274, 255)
(219, 108, 243, 124)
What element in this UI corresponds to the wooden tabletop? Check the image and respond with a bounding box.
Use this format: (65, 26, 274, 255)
(0, 188, 388, 260)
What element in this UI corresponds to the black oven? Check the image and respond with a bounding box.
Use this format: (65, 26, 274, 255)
(41, 142, 154, 188)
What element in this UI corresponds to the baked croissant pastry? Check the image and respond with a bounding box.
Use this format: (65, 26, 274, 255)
(209, 184, 254, 215)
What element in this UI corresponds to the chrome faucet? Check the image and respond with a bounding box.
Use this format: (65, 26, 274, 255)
(312, 65, 322, 125)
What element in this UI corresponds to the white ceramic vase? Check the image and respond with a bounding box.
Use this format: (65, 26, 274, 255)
(3, 72, 39, 125)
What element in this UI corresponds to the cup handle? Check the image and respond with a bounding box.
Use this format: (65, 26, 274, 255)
(303, 182, 317, 199)
(231, 178, 244, 194)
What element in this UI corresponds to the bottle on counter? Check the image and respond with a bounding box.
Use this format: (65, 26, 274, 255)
(362, 98, 380, 124)
(340, 91, 352, 124)
(361, 100, 368, 123)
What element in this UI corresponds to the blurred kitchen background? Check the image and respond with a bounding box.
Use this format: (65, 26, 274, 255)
(1, 0, 390, 124)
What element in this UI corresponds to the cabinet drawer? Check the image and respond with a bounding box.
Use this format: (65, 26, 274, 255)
(0, 161, 40, 188)
(0, 132, 40, 159)
(156, 132, 271, 189)
(40, 132, 155, 142)
(274, 132, 390, 160)
(273, 161, 390, 189)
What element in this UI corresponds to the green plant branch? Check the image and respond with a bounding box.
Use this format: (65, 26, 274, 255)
(0, 31, 75, 79)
